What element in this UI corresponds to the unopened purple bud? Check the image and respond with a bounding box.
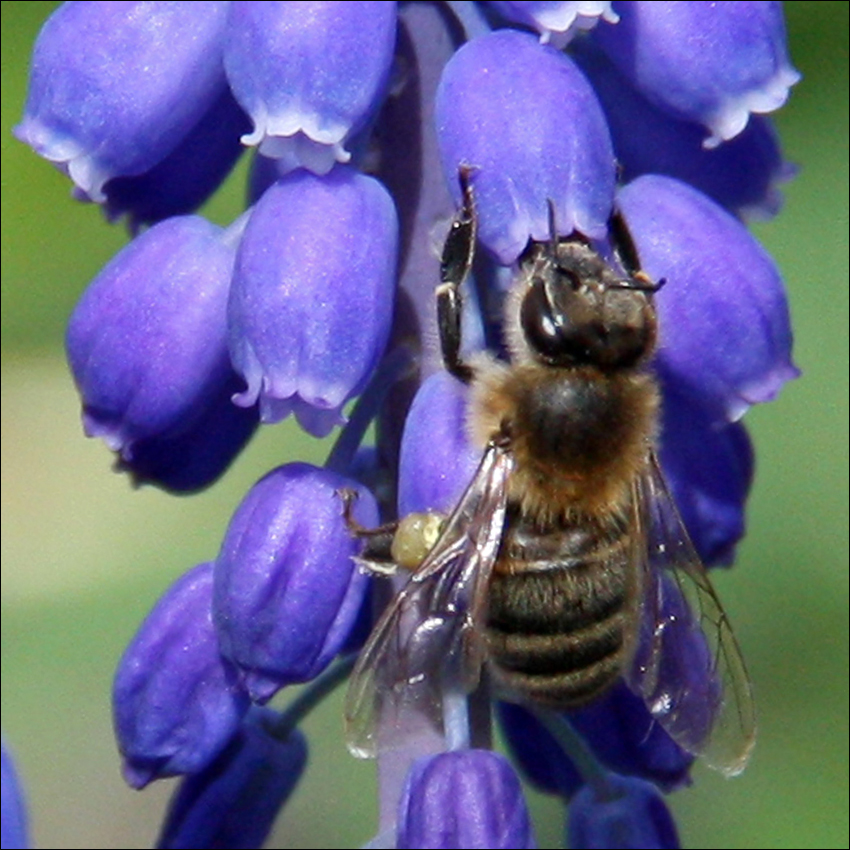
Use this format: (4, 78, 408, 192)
(119, 371, 259, 495)
(500, 681, 692, 800)
(592, 0, 800, 148)
(568, 774, 680, 850)
(436, 29, 615, 263)
(228, 167, 398, 435)
(157, 709, 307, 850)
(213, 463, 378, 703)
(569, 683, 693, 793)
(113, 563, 250, 789)
(397, 750, 535, 849)
(224, 1, 397, 173)
(1, 740, 28, 850)
(489, 1, 618, 45)
(659, 387, 753, 566)
(15, 1, 230, 201)
(572, 39, 793, 220)
(629, 572, 722, 763)
(397, 371, 480, 518)
(102, 89, 251, 230)
(66, 216, 253, 486)
(618, 175, 798, 422)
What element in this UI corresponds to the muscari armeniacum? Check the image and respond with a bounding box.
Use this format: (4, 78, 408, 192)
(16, 2, 799, 848)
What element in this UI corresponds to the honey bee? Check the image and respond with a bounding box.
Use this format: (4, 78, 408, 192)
(345, 169, 756, 776)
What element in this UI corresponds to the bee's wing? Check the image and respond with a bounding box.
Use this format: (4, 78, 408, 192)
(627, 452, 756, 777)
(344, 441, 515, 759)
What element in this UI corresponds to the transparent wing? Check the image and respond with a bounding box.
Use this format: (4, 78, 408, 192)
(627, 453, 756, 777)
(344, 441, 515, 759)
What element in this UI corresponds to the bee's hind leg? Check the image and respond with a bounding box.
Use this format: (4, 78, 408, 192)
(337, 488, 399, 574)
(438, 166, 478, 384)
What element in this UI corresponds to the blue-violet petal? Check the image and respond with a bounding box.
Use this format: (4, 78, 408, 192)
(224, 1, 397, 173)
(228, 166, 398, 435)
(1, 740, 28, 850)
(157, 709, 307, 850)
(489, 1, 618, 45)
(213, 463, 378, 702)
(15, 1, 230, 201)
(592, 0, 800, 147)
(113, 563, 250, 789)
(102, 88, 251, 230)
(619, 174, 798, 421)
(568, 773, 680, 849)
(66, 216, 241, 470)
(572, 39, 793, 220)
(397, 750, 535, 849)
(658, 385, 754, 566)
(397, 371, 481, 518)
(435, 29, 615, 263)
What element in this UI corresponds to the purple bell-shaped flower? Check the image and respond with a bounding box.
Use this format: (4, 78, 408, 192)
(213, 462, 378, 702)
(65, 215, 256, 491)
(228, 166, 398, 435)
(113, 562, 250, 789)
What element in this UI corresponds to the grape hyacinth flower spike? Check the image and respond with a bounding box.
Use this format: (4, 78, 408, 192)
(15, 1, 801, 847)
(1, 740, 29, 850)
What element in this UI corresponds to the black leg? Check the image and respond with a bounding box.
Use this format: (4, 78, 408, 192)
(608, 206, 664, 292)
(608, 206, 643, 278)
(338, 488, 398, 570)
(437, 166, 477, 383)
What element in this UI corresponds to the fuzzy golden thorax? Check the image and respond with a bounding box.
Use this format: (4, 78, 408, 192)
(468, 354, 660, 525)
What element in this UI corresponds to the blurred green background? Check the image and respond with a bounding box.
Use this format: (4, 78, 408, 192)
(1, 2, 847, 848)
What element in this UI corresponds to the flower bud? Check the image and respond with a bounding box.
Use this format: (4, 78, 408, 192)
(659, 386, 753, 566)
(113, 563, 250, 789)
(397, 750, 535, 849)
(213, 463, 379, 703)
(435, 29, 615, 263)
(489, 1, 618, 45)
(592, 0, 800, 147)
(15, 1, 230, 201)
(119, 372, 259, 494)
(572, 39, 792, 220)
(397, 371, 481, 518)
(618, 174, 798, 422)
(157, 709, 307, 850)
(224, 1, 397, 173)
(103, 89, 251, 230)
(228, 167, 398, 435)
(569, 683, 693, 793)
(66, 215, 255, 490)
(568, 774, 680, 849)
(628, 570, 729, 769)
(499, 680, 693, 800)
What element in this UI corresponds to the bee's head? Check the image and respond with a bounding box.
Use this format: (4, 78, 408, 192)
(512, 236, 659, 371)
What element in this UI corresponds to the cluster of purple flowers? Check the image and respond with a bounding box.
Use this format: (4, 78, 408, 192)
(9, 2, 800, 848)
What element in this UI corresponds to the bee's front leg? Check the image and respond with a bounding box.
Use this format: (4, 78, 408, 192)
(437, 165, 478, 384)
(608, 205, 664, 293)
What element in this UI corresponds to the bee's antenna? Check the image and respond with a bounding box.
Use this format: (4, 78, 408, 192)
(546, 198, 559, 259)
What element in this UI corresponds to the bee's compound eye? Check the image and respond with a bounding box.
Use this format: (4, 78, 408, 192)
(521, 279, 574, 362)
